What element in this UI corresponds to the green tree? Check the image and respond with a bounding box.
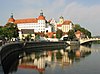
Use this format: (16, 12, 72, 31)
(2, 27, 9, 38)
(35, 34, 40, 41)
(25, 34, 32, 41)
(4, 23, 19, 39)
(52, 35, 54, 38)
(56, 29, 63, 39)
(0, 27, 4, 39)
(74, 24, 81, 31)
(44, 34, 48, 38)
(74, 24, 91, 38)
(68, 30, 76, 40)
(84, 29, 91, 38)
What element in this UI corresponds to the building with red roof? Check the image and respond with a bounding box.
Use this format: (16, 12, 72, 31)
(7, 12, 74, 40)
(7, 11, 53, 40)
(56, 16, 73, 33)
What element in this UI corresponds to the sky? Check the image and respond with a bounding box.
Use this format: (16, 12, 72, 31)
(0, 0, 100, 36)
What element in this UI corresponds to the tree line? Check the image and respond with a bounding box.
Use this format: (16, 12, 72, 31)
(0, 23, 19, 40)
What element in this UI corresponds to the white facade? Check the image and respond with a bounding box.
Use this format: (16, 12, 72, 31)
(37, 20, 46, 32)
(17, 20, 46, 33)
(45, 26, 52, 33)
(50, 18, 57, 32)
(62, 23, 73, 32)
(7, 12, 52, 40)
(56, 16, 73, 33)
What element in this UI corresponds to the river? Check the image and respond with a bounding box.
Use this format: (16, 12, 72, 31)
(0, 44, 100, 74)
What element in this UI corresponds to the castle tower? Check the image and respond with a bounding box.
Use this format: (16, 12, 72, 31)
(59, 16, 64, 24)
(8, 13, 15, 23)
(38, 10, 45, 20)
(37, 10, 46, 32)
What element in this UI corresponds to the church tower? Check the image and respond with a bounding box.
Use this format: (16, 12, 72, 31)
(59, 16, 64, 24)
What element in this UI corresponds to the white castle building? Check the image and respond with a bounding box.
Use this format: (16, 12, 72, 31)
(7, 11, 73, 40)
(8, 11, 53, 40)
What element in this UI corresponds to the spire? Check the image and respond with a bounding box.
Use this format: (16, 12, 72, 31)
(11, 13, 13, 18)
(40, 10, 43, 16)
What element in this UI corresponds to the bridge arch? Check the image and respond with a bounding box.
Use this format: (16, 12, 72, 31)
(80, 38, 100, 44)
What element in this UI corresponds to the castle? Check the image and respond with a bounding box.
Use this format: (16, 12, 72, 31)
(7, 11, 73, 40)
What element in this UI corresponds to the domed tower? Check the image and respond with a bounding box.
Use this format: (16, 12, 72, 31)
(59, 16, 64, 24)
(8, 13, 15, 23)
(38, 10, 45, 20)
(37, 10, 46, 32)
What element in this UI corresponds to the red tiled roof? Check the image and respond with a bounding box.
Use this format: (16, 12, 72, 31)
(48, 19, 52, 23)
(8, 18, 15, 23)
(75, 30, 81, 34)
(14, 18, 38, 24)
(57, 24, 62, 27)
(47, 32, 54, 38)
(38, 15, 45, 20)
(62, 20, 72, 25)
(8, 16, 46, 24)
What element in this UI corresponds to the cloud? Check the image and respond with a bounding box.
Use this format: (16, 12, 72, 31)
(60, 2, 100, 35)
(2, 0, 100, 35)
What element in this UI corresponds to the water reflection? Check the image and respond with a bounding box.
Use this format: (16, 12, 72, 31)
(2, 46, 91, 74)
(18, 46, 91, 74)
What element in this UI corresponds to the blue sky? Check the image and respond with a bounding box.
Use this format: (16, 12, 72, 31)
(0, 0, 100, 36)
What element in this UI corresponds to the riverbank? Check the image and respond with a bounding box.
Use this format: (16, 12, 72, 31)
(0, 41, 68, 61)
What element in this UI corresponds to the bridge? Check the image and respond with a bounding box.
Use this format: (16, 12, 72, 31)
(66, 38, 100, 45)
(80, 38, 100, 44)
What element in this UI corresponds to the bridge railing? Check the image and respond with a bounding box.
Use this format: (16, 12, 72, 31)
(79, 37, 100, 44)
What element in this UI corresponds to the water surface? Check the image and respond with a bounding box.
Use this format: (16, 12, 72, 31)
(1, 44, 100, 74)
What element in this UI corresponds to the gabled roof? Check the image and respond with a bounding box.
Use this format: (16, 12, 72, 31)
(38, 15, 45, 20)
(62, 20, 72, 25)
(15, 18, 38, 24)
(8, 18, 15, 23)
(57, 20, 72, 27)
(57, 24, 62, 27)
(75, 30, 81, 34)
